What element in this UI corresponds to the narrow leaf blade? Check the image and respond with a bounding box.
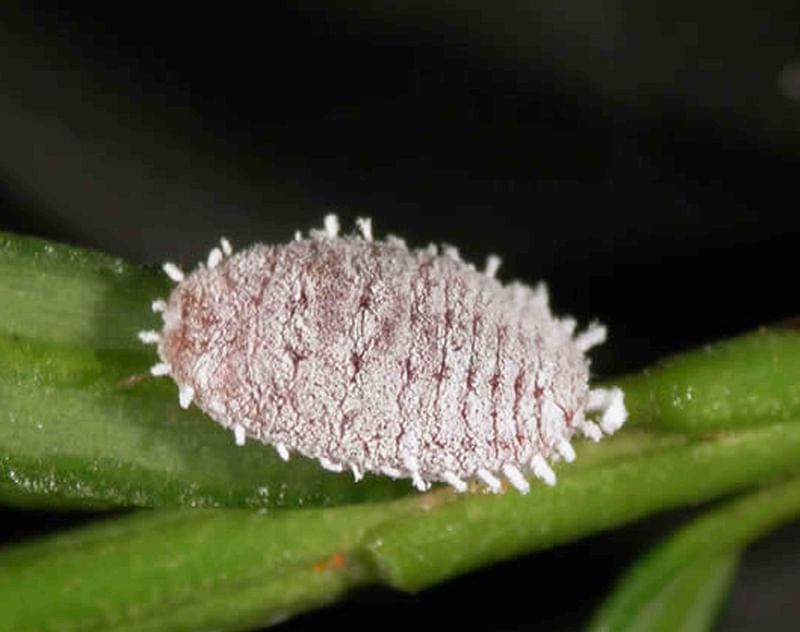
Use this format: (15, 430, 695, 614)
(588, 476, 800, 632)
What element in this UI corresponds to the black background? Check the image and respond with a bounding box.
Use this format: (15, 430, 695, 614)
(1, 3, 799, 630)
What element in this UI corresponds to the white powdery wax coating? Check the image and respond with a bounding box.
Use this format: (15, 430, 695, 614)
(148, 219, 627, 493)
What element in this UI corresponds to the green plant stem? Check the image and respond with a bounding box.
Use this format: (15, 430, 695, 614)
(615, 326, 800, 432)
(588, 475, 800, 632)
(0, 505, 396, 632)
(2, 421, 800, 632)
(364, 420, 800, 591)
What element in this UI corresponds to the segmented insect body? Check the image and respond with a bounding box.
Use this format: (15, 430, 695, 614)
(140, 216, 626, 493)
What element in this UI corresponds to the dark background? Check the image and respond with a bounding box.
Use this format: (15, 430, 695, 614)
(1, 3, 799, 630)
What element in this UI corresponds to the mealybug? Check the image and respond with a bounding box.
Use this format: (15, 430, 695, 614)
(140, 216, 627, 493)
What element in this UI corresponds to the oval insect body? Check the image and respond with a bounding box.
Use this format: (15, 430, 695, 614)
(140, 216, 627, 494)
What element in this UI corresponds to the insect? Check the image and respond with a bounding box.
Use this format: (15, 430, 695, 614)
(139, 215, 626, 494)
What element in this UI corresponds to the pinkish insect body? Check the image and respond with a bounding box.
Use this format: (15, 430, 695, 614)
(140, 216, 627, 494)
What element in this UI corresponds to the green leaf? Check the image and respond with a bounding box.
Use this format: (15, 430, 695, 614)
(588, 475, 800, 632)
(0, 231, 164, 350)
(0, 231, 410, 508)
(593, 552, 739, 632)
